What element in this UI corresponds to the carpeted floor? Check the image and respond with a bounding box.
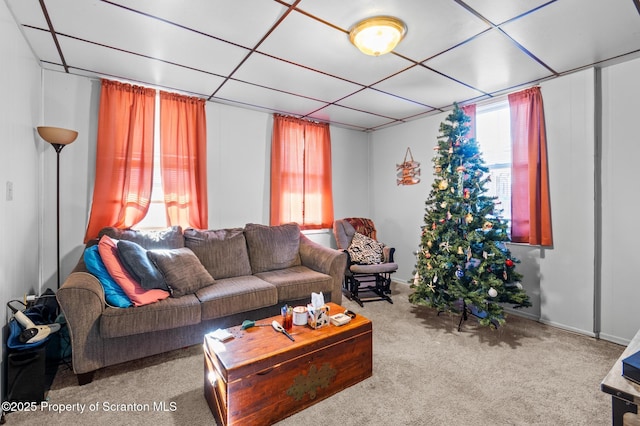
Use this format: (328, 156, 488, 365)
(4, 282, 624, 425)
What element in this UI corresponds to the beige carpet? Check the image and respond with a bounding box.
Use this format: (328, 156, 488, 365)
(5, 282, 624, 426)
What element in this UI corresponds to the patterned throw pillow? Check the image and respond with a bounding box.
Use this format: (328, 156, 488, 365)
(347, 232, 384, 264)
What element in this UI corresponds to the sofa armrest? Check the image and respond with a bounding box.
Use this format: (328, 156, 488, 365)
(56, 272, 106, 374)
(299, 234, 347, 305)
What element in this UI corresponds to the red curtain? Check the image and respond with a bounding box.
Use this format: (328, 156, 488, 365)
(84, 80, 156, 242)
(159, 91, 208, 230)
(271, 114, 334, 229)
(508, 87, 553, 246)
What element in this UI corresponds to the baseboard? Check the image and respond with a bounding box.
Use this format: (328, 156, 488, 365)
(598, 332, 631, 346)
(537, 318, 596, 338)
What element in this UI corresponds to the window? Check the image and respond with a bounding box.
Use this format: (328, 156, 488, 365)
(270, 114, 334, 230)
(135, 93, 166, 230)
(476, 100, 512, 224)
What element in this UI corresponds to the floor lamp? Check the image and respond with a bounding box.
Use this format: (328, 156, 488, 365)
(37, 126, 78, 289)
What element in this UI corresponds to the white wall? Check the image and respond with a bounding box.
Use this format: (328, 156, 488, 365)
(369, 68, 599, 338)
(0, 0, 44, 398)
(35, 42, 640, 345)
(600, 57, 640, 344)
(41, 74, 371, 289)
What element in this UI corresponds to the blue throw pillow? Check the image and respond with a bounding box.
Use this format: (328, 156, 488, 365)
(116, 240, 169, 291)
(84, 245, 133, 308)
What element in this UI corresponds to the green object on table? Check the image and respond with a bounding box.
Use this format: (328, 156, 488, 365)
(241, 320, 256, 330)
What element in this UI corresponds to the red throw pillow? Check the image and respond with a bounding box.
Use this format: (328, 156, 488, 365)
(98, 235, 170, 306)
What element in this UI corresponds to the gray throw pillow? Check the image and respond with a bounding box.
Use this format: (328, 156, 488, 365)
(184, 228, 252, 279)
(244, 223, 301, 273)
(116, 240, 169, 291)
(98, 226, 184, 249)
(147, 247, 215, 297)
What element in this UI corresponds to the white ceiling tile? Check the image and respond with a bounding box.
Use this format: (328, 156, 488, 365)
(501, 0, 640, 73)
(425, 29, 553, 95)
(58, 36, 224, 96)
(44, 0, 248, 77)
(307, 104, 397, 130)
(336, 88, 433, 120)
(258, 9, 411, 86)
(233, 53, 362, 103)
(214, 79, 328, 117)
(462, 0, 552, 24)
(81, 0, 289, 49)
(373, 65, 485, 108)
(7, 0, 640, 130)
(5, 0, 48, 28)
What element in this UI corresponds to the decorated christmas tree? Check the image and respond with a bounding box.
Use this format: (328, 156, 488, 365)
(409, 104, 531, 328)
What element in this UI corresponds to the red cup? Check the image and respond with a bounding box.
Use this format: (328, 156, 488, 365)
(282, 310, 293, 331)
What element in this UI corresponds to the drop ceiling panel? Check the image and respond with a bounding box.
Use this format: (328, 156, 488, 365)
(58, 36, 225, 95)
(257, 9, 411, 86)
(214, 79, 327, 116)
(307, 104, 396, 131)
(373, 65, 485, 109)
(425, 28, 553, 95)
(462, 0, 553, 24)
(336, 88, 433, 120)
(5, 0, 640, 131)
(45, 0, 248, 77)
(114, 0, 288, 49)
(20, 27, 61, 65)
(4, 0, 46, 28)
(501, 0, 640, 73)
(232, 52, 362, 103)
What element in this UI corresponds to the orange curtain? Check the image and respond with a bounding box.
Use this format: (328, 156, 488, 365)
(159, 91, 208, 230)
(84, 80, 156, 242)
(461, 104, 476, 139)
(270, 114, 333, 229)
(508, 87, 553, 246)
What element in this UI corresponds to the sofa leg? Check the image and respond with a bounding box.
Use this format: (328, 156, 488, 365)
(77, 371, 95, 386)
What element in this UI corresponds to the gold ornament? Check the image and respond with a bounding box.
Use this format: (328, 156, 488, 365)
(457, 246, 464, 255)
(465, 213, 473, 224)
(438, 180, 448, 190)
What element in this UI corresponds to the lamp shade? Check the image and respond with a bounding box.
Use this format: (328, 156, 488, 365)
(37, 126, 78, 145)
(349, 16, 407, 56)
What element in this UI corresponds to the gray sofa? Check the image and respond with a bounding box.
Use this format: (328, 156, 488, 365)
(57, 223, 347, 385)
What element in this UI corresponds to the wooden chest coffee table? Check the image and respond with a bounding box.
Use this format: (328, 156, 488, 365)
(203, 302, 372, 425)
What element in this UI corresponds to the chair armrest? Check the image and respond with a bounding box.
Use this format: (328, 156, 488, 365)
(56, 272, 106, 374)
(384, 246, 395, 263)
(299, 234, 347, 305)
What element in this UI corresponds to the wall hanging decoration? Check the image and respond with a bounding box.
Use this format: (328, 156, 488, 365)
(396, 147, 420, 185)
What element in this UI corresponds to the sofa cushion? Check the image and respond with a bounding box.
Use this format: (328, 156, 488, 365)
(147, 247, 215, 297)
(100, 294, 201, 338)
(184, 228, 252, 279)
(347, 232, 384, 264)
(116, 240, 169, 291)
(83, 245, 133, 308)
(244, 223, 301, 273)
(255, 266, 333, 302)
(195, 275, 278, 320)
(98, 235, 171, 306)
(98, 226, 184, 250)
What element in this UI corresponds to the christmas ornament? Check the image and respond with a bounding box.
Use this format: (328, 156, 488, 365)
(465, 213, 473, 224)
(413, 272, 420, 285)
(457, 246, 464, 255)
(505, 259, 514, 267)
(438, 180, 448, 190)
(488, 288, 498, 298)
(455, 269, 464, 278)
(516, 282, 523, 290)
(482, 222, 493, 231)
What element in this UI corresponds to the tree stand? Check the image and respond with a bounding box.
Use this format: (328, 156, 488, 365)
(439, 300, 499, 331)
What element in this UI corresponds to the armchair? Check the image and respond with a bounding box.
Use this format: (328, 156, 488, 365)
(333, 218, 398, 307)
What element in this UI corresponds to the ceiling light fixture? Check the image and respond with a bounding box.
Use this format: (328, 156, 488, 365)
(349, 16, 407, 56)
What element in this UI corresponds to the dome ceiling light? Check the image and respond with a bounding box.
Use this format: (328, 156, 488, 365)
(349, 16, 407, 56)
